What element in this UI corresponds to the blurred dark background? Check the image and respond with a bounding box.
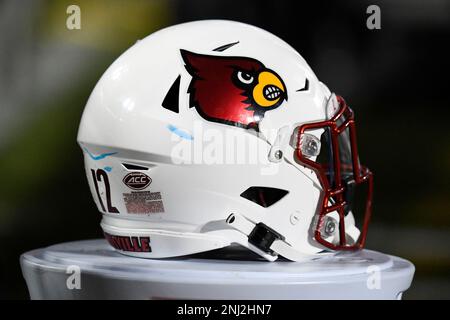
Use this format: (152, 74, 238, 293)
(0, 0, 449, 299)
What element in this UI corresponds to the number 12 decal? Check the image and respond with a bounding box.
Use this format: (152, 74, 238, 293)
(91, 169, 119, 213)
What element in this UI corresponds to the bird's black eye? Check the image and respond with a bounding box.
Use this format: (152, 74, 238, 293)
(236, 71, 254, 84)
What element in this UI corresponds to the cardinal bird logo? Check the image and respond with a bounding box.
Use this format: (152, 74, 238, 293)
(181, 49, 287, 129)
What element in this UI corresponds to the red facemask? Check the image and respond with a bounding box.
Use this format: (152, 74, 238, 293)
(296, 95, 373, 250)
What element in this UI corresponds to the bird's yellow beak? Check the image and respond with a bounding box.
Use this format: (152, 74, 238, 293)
(252, 70, 286, 108)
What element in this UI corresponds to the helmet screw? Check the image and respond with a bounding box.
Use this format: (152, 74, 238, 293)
(290, 212, 301, 225)
(324, 219, 336, 236)
(274, 150, 283, 160)
(226, 214, 236, 224)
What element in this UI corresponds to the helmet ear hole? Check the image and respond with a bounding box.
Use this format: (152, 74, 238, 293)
(240, 187, 288, 208)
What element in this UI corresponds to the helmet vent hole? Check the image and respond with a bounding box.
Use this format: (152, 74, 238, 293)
(122, 163, 149, 171)
(161, 75, 181, 113)
(240, 187, 288, 208)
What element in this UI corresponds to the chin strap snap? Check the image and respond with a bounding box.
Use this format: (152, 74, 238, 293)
(226, 213, 327, 262)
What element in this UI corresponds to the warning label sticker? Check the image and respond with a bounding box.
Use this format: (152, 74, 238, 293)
(123, 191, 165, 214)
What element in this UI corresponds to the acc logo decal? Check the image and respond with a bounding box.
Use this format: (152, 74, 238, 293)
(123, 172, 152, 190)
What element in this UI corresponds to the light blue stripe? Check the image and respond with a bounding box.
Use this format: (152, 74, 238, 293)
(167, 124, 194, 141)
(83, 148, 117, 161)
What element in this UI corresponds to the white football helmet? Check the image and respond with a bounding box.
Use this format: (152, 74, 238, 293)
(77, 20, 373, 262)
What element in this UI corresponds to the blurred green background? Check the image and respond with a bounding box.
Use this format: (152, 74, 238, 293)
(0, 0, 449, 299)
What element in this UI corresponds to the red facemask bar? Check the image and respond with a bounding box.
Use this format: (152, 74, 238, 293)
(295, 95, 373, 250)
